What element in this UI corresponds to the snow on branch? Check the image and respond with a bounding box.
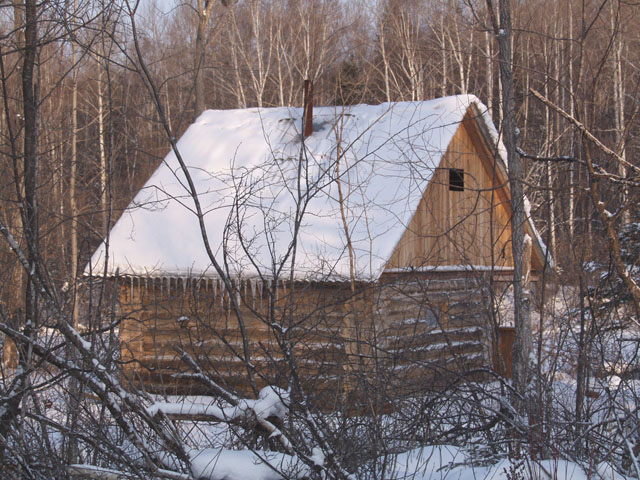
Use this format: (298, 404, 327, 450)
(516, 147, 584, 165)
(157, 349, 293, 453)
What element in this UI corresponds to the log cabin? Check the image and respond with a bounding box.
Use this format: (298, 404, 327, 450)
(86, 95, 549, 399)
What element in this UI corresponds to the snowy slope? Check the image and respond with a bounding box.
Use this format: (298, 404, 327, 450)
(87, 95, 491, 281)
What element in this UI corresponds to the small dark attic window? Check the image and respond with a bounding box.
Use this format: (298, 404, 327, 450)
(449, 168, 464, 191)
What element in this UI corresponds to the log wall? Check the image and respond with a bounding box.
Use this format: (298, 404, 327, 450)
(118, 273, 504, 401)
(120, 277, 360, 397)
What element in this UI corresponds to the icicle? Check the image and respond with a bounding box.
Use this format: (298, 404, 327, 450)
(220, 279, 225, 307)
(243, 279, 247, 299)
(212, 278, 217, 302)
(130, 277, 133, 298)
(275, 279, 279, 302)
(182, 276, 187, 296)
(236, 279, 241, 304)
(144, 276, 148, 293)
(167, 277, 171, 297)
(160, 277, 164, 296)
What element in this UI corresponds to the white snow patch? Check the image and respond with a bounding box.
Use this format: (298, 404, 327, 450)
(311, 447, 325, 467)
(146, 400, 229, 420)
(247, 386, 289, 420)
(388, 446, 624, 480)
(147, 386, 289, 421)
(189, 448, 306, 480)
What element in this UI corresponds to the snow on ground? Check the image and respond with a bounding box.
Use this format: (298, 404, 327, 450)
(185, 443, 629, 480)
(189, 448, 307, 480)
(385, 446, 629, 480)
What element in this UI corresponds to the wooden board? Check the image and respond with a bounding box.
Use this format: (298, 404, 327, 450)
(386, 107, 546, 271)
(386, 109, 513, 270)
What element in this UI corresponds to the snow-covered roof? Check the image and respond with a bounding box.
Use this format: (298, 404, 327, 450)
(87, 95, 506, 281)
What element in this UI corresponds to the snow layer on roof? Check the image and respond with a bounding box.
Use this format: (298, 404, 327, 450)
(87, 95, 490, 281)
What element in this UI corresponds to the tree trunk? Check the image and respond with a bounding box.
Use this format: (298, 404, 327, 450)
(0, 0, 38, 458)
(193, 0, 215, 118)
(496, 0, 531, 426)
(194, 13, 206, 116)
(485, 30, 493, 117)
(98, 65, 107, 234)
(567, 3, 575, 238)
(612, 5, 629, 224)
(71, 35, 79, 329)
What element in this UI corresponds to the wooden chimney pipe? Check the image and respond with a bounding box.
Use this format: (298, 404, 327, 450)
(303, 79, 313, 138)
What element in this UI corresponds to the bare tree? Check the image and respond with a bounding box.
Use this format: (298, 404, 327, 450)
(482, 0, 532, 434)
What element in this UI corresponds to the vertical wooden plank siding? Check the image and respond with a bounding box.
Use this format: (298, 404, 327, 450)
(386, 110, 514, 270)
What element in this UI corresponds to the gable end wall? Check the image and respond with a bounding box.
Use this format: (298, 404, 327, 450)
(386, 110, 514, 270)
